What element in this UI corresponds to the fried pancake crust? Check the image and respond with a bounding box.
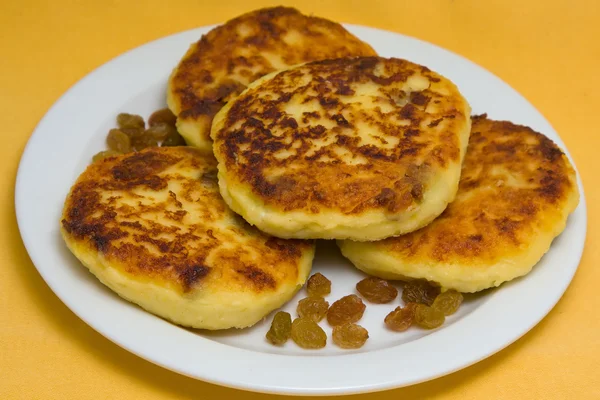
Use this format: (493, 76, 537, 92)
(212, 57, 471, 240)
(61, 147, 314, 329)
(168, 6, 377, 152)
(339, 115, 579, 292)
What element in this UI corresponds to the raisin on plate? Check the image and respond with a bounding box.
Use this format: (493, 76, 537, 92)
(384, 303, 418, 332)
(356, 277, 398, 303)
(266, 311, 292, 345)
(401, 280, 440, 306)
(297, 296, 329, 322)
(327, 294, 366, 326)
(414, 304, 445, 329)
(291, 317, 327, 349)
(306, 272, 331, 297)
(332, 323, 369, 349)
(432, 290, 463, 316)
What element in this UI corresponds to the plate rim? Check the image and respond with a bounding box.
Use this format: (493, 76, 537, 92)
(15, 24, 588, 395)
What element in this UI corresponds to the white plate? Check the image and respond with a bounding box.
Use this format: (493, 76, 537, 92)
(15, 25, 586, 395)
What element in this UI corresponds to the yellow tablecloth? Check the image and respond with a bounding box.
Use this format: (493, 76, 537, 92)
(2, 0, 598, 398)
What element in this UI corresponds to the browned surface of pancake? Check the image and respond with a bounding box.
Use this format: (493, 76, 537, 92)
(213, 57, 469, 216)
(61, 147, 313, 295)
(338, 115, 579, 291)
(385, 115, 577, 262)
(168, 6, 377, 150)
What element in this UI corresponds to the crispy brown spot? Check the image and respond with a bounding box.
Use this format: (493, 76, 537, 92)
(410, 91, 430, 106)
(169, 191, 182, 208)
(399, 104, 418, 121)
(280, 117, 298, 129)
(179, 264, 211, 291)
(331, 113, 352, 127)
(236, 265, 276, 289)
(165, 210, 187, 221)
(428, 118, 443, 127)
(375, 188, 395, 206)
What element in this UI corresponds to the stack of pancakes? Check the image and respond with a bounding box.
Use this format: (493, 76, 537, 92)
(61, 7, 579, 330)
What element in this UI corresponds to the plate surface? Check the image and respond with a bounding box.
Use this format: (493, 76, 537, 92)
(15, 25, 587, 395)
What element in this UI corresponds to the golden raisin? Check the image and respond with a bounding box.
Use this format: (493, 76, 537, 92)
(148, 108, 177, 127)
(117, 113, 145, 129)
(201, 169, 218, 185)
(414, 304, 445, 329)
(92, 150, 120, 163)
(306, 273, 331, 297)
(106, 129, 132, 153)
(402, 281, 440, 306)
(356, 277, 398, 303)
(120, 127, 144, 139)
(297, 296, 329, 322)
(332, 323, 369, 349)
(432, 290, 463, 316)
(266, 311, 292, 345)
(384, 303, 417, 332)
(131, 134, 159, 151)
(291, 318, 327, 349)
(145, 123, 177, 140)
(161, 130, 186, 146)
(327, 295, 366, 326)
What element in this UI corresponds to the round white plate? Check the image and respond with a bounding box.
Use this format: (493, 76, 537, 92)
(16, 25, 586, 395)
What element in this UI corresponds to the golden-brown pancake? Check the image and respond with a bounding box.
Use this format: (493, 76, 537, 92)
(167, 6, 377, 152)
(211, 57, 472, 241)
(60, 147, 315, 329)
(338, 115, 579, 292)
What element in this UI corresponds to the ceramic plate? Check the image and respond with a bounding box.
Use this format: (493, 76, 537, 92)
(15, 25, 587, 395)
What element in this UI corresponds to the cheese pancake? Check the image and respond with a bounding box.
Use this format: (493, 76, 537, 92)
(167, 6, 377, 153)
(211, 57, 471, 241)
(338, 115, 579, 292)
(60, 147, 315, 329)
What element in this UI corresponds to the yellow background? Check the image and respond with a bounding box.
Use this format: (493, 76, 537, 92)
(2, 0, 599, 398)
